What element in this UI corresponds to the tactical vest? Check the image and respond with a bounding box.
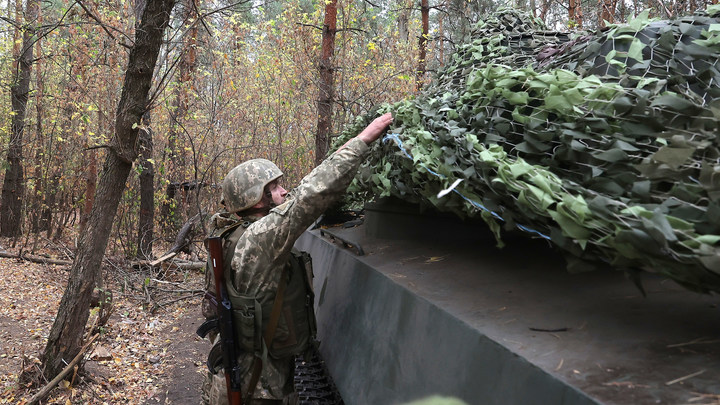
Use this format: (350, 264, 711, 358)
(212, 220, 317, 359)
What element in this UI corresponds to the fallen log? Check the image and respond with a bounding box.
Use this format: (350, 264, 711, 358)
(0, 251, 72, 266)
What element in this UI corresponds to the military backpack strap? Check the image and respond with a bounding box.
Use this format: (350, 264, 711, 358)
(244, 264, 290, 402)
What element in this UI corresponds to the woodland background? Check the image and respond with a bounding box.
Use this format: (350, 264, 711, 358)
(0, 0, 717, 403)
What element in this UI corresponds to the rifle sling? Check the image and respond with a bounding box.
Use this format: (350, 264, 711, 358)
(245, 265, 289, 402)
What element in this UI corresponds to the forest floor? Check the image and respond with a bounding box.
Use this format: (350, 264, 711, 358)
(0, 236, 209, 405)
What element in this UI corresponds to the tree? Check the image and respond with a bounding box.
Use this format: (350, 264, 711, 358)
(137, 113, 155, 258)
(315, 0, 338, 165)
(40, 0, 177, 382)
(29, 8, 45, 236)
(570, 0, 584, 28)
(162, 0, 199, 227)
(1, 0, 39, 237)
(599, 0, 616, 26)
(416, 0, 429, 90)
(397, 0, 412, 42)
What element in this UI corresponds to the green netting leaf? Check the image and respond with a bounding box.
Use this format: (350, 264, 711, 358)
(699, 254, 720, 273)
(644, 211, 678, 244)
(628, 38, 646, 61)
(651, 93, 697, 112)
(549, 208, 592, 242)
(627, 9, 651, 31)
(545, 95, 573, 114)
(594, 148, 628, 162)
(696, 235, 720, 245)
(651, 146, 695, 169)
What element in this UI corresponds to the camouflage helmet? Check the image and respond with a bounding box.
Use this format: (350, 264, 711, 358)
(222, 159, 283, 212)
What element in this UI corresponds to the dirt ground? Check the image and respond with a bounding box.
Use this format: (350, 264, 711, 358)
(0, 240, 211, 405)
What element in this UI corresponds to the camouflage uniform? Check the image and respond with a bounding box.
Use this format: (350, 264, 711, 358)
(203, 137, 370, 404)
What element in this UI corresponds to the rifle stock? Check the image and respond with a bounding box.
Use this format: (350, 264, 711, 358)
(206, 236, 243, 405)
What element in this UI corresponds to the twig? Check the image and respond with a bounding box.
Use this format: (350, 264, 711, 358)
(155, 293, 203, 308)
(666, 370, 706, 386)
(26, 333, 100, 405)
(149, 252, 177, 267)
(667, 338, 720, 348)
(76, 0, 134, 47)
(149, 286, 205, 294)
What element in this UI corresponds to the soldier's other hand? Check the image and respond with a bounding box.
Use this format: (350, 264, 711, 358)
(357, 113, 393, 145)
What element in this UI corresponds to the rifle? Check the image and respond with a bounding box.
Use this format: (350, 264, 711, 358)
(198, 236, 243, 405)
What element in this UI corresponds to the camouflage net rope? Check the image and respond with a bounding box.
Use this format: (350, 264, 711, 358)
(332, 7, 720, 294)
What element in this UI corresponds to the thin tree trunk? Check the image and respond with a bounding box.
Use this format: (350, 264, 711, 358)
(41, 0, 176, 381)
(31, 10, 44, 234)
(39, 173, 58, 237)
(416, 0, 429, 91)
(1, 0, 39, 237)
(137, 113, 155, 259)
(315, 0, 337, 166)
(167, 0, 196, 174)
(80, 111, 102, 231)
(397, 0, 411, 42)
(540, 0, 550, 22)
(576, 0, 584, 28)
(162, 0, 197, 226)
(77, 27, 96, 232)
(41, 79, 75, 236)
(438, 0, 445, 65)
(599, 0, 615, 26)
(569, 0, 584, 28)
(80, 145, 98, 232)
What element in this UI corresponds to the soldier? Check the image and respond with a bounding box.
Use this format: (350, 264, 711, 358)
(202, 113, 394, 405)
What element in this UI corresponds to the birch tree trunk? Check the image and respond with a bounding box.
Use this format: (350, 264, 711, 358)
(416, 0, 429, 91)
(40, 0, 176, 381)
(315, 0, 337, 166)
(397, 0, 412, 42)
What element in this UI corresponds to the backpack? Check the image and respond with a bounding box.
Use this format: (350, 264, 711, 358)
(207, 220, 317, 360)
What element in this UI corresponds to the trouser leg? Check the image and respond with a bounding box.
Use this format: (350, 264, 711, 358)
(283, 392, 299, 405)
(201, 369, 229, 405)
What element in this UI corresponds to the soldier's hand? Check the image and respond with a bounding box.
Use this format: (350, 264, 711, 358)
(357, 113, 393, 145)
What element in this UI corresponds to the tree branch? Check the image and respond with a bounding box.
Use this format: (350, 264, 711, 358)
(70, 0, 133, 48)
(27, 334, 99, 405)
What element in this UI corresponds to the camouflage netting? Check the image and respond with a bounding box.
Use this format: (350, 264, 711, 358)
(331, 7, 720, 294)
